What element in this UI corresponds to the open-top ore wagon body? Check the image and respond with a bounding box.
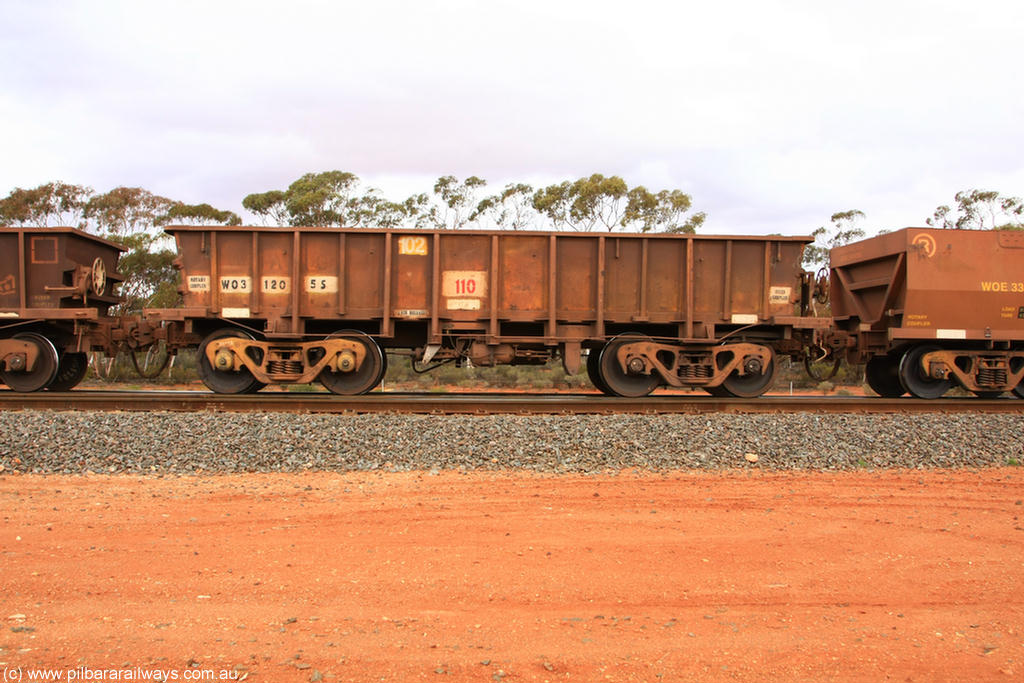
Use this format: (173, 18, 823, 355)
(0, 227, 127, 391)
(150, 226, 819, 396)
(828, 227, 1024, 398)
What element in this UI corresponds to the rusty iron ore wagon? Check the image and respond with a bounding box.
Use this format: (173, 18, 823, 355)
(144, 226, 820, 397)
(0, 227, 131, 391)
(826, 227, 1024, 398)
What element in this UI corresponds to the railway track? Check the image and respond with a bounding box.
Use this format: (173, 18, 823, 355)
(0, 390, 1020, 414)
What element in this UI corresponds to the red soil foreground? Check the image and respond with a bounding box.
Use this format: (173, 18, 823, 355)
(2, 469, 1022, 682)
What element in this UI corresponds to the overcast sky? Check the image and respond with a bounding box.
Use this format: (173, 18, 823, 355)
(2, 0, 1021, 236)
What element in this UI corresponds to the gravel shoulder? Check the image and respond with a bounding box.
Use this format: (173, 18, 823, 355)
(1, 410, 1023, 474)
(2, 469, 1024, 682)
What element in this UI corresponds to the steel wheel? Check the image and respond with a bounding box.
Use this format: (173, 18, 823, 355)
(243, 380, 267, 393)
(319, 331, 385, 395)
(586, 349, 612, 395)
(1, 333, 59, 392)
(865, 355, 905, 397)
(972, 390, 1004, 399)
(899, 345, 951, 399)
(720, 351, 777, 398)
(597, 335, 660, 398)
(48, 352, 89, 391)
(1014, 383, 1024, 399)
(198, 328, 263, 394)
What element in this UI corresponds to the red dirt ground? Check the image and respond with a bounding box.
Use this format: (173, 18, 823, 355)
(2, 469, 1023, 682)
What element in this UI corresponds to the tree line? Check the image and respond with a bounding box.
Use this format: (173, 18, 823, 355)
(2, 172, 1018, 237)
(0, 171, 706, 234)
(244, 171, 708, 233)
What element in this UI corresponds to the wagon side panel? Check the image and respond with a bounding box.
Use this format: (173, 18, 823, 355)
(901, 229, 1024, 341)
(391, 232, 431, 320)
(556, 236, 598, 323)
(497, 234, 548, 320)
(646, 238, 685, 322)
(437, 233, 491, 323)
(255, 231, 295, 318)
(691, 239, 726, 326)
(175, 230, 214, 311)
(829, 230, 908, 329)
(0, 231, 22, 312)
(213, 230, 257, 318)
(603, 237, 642, 323)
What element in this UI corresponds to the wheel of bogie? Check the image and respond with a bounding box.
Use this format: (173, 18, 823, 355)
(198, 328, 264, 394)
(1012, 359, 1024, 399)
(48, 352, 89, 391)
(973, 390, 1004, 399)
(865, 355, 905, 397)
(720, 351, 777, 398)
(703, 385, 732, 397)
(586, 348, 612, 395)
(898, 345, 951, 399)
(318, 331, 385, 395)
(597, 334, 661, 398)
(0, 333, 59, 392)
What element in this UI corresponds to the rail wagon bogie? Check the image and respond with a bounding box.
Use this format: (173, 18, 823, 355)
(152, 226, 818, 396)
(0, 227, 126, 391)
(828, 227, 1024, 398)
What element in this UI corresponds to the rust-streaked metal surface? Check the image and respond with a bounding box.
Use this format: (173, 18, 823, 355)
(0, 227, 124, 317)
(165, 226, 812, 343)
(0, 390, 1019, 414)
(0, 228, 128, 377)
(830, 227, 1024, 345)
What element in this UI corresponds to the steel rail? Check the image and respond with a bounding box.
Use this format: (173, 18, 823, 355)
(0, 390, 1020, 414)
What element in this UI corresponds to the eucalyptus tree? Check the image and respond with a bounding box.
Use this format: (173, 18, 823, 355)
(423, 175, 487, 229)
(533, 174, 703, 233)
(471, 183, 539, 230)
(166, 203, 241, 225)
(0, 181, 93, 228)
(802, 210, 866, 270)
(927, 189, 1023, 230)
(241, 190, 289, 226)
(244, 170, 429, 228)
